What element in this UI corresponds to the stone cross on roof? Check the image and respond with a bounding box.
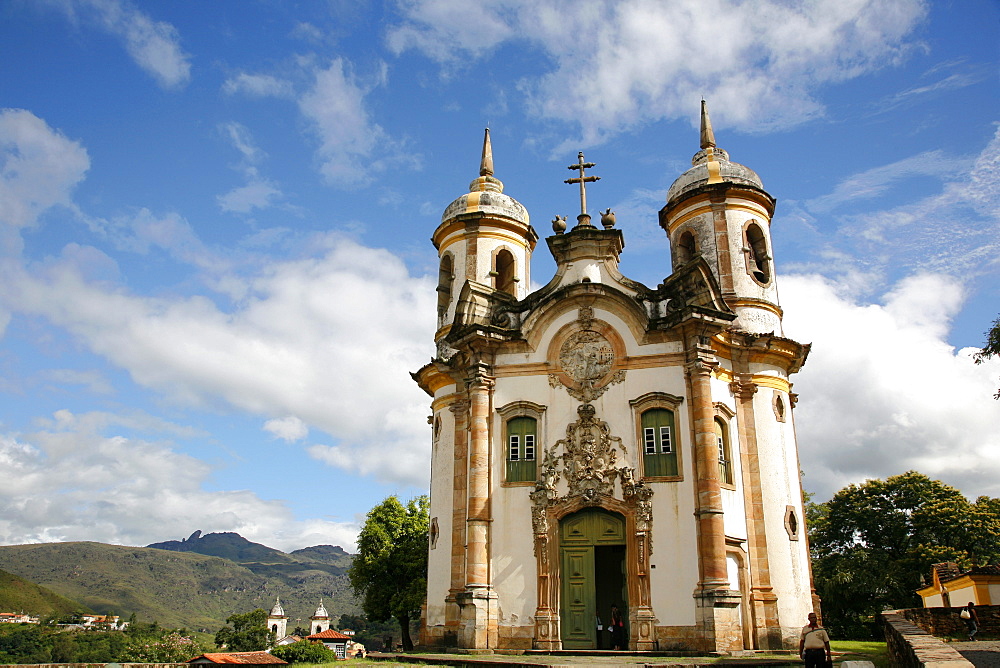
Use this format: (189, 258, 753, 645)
(564, 151, 600, 227)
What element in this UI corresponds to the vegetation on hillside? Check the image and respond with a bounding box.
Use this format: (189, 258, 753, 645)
(0, 538, 359, 632)
(348, 496, 429, 651)
(808, 471, 1000, 638)
(0, 569, 87, 618)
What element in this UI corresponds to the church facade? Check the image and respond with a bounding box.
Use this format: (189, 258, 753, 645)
(412, 103, 815, 652)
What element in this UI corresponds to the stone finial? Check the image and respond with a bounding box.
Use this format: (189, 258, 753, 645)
(700, 99, 716, 149)
(552, 215, 567, 234)
(480, 128, 494, 177)
(600, 208, 616, 229)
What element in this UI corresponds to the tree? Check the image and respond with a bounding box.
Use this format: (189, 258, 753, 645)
(348, 495, 429, 651)
(973, 314, 1000, 399)
(809, 471, 1000, 638)
(214, 609, 272, 651)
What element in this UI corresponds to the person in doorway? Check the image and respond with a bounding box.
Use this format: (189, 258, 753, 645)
(610, 604, 625, 650)
(962, 602, 979, 641)
(799, 612, 831, 668)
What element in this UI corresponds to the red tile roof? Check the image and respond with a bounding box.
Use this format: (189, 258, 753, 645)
(187, 652, 287, 665)
(306, 629, 351, 640)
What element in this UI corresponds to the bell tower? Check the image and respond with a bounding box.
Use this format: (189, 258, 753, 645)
(659, 101, 783, 335)
(432, 129, 536, 337)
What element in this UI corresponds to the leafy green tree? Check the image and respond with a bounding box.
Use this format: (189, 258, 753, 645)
(348, 495, 429, 651)
(809, 471, 1000, 638)
(270, 640, 338, 663)
(974, 314, 1000, 399)
(214, 609, 273, 651)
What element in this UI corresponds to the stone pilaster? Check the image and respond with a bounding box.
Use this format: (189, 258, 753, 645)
(685, 349, 728, 592)
(731, 373, 782, 649)
(686, 344, 738, 652)
(460, 362, 496, 649)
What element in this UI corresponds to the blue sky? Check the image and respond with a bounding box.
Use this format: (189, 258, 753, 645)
(1, 0, 997, 553)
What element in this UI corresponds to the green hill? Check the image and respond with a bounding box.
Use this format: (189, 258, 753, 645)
(0, 539, 359, 634)
(0, 568, 87, 618)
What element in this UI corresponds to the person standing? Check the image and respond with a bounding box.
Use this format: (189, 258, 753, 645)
(799, 612, 832, 668)
(962, 602, 979, 641)
(610, 604, 625, 651)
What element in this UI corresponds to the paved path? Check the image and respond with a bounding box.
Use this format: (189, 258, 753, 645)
(950, 640, 1000, 668)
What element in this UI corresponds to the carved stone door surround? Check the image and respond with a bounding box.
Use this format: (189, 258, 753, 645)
(529, 403, 658, 650)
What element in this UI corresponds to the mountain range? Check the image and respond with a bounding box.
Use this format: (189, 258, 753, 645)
(0, 532, 359, 632)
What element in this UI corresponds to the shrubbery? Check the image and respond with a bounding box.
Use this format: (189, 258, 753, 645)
(270, 640, 338, 663)
(0, 622, 205, 664)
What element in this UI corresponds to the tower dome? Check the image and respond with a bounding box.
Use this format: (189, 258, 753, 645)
(433, 130, 537, 326)
(440, 129, 528, 227)
(313, 600, 329, 618)
(269, 597, 285, 617)
(665, 100, 765, 206)
(659, 100, 782, 335)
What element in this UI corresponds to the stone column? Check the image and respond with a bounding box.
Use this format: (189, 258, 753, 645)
(458, 362, 497, 649)
(686, 345, 741, 651)
(731, 373, 781, 649)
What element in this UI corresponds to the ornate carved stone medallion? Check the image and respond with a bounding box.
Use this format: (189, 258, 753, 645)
(559, 330, 614, 383)
(548, 308, 626, 402)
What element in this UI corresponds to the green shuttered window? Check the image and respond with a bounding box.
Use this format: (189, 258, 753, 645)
(641, 409, 678, 477)
(507, 416, 537, 482)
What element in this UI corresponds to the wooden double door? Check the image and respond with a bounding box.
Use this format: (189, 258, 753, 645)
(560, 508, 628, 649)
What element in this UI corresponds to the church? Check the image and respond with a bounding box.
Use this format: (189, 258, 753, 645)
(412, 102, 815, 652)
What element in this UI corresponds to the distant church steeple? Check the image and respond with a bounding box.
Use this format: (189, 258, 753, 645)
(267, 596, 287, 639)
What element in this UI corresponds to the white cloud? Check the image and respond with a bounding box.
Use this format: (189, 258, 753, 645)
(779, 124, 1000, 291)
(222, 73, 295, 99)
(0, 109, 89, 230)
(216, 122, 285, 214)
(782, 272, 1000, 502)
(0, 410, 360, 551)
(65, 0, 192, 89)
(805, 150, 969, 214)
(388, 0, 928, 145)
(0, 236, 436, 486)
(218, 178, 283, 214)
(299, 58, 394, 187)
(264, 416, 309, 442)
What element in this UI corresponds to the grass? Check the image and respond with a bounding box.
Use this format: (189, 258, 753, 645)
(831, 640, 889, 668)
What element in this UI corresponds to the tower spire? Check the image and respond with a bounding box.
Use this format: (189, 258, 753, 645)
(700, 99, 716, 149)
(480, 128, 494, 177)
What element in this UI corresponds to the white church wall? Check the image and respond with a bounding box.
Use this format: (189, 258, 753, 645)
(426, 394, 456, 627)
(747, 383, 813, 628)
(647, 480, 701, 626)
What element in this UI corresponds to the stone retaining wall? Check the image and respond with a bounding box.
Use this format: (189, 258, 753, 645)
(881, 611, 972, 668)
(901, 605, 1000, 638)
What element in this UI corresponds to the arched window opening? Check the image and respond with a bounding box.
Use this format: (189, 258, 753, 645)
(745, 223, 770, 284)
(494, 249, 516, 296)
(506, 416, 537, 482)
(437, 255, 454, 315)
(677, 230, 696, 265)
(641, 408, 678, 477)
(715, 417, 734, 485)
